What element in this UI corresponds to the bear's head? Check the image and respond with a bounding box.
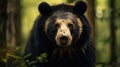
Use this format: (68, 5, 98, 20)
(38, 1, 90, 48)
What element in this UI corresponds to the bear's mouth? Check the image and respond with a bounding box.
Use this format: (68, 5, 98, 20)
(60, 43, 68, 47)
(59, 36, 69, 47)
(60, 36, 68, 43)
(55, 34, 73, 47)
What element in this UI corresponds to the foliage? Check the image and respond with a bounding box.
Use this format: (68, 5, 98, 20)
(37, 53, 48, 63)
(6, 52, 47, 67)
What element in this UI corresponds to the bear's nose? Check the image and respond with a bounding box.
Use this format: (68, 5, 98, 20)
(60, 36, 68, 43)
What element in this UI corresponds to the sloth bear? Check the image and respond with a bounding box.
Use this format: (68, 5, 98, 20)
(23, 1, 95, 67)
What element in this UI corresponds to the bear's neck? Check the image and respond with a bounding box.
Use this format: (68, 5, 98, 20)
(48, 45, 84, 59)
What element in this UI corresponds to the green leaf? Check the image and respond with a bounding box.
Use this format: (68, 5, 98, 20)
(7, 53, 21, 59)
(37, 52, 48, 63)
(23, 53, 32, 59)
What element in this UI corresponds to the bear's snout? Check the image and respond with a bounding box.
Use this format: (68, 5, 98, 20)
(60, 36, 68, 43)
(55, 25, 73, 47)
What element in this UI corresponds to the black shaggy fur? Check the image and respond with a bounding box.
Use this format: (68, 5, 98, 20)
(23, 1, 95, 67)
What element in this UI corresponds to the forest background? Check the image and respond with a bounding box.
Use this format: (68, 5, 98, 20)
(0, 0, 120, 67)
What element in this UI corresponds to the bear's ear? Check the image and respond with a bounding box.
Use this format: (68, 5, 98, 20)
(38, 2, 52, 15)
(74, 1, 87, 14)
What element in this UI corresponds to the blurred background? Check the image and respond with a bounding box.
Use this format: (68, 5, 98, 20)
(0, 0, 120, 67)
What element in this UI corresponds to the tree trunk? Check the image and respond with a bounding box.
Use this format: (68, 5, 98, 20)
(110, 0, 117, 67)
(6, 0, 21, 66)
(0, 0, 8, 66)
(1, 0, 22, 66)
(86, 0, 95, 40)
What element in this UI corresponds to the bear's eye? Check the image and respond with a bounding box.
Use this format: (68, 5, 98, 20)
(68, 23, 74, 29)
(53, 23, 60, 29)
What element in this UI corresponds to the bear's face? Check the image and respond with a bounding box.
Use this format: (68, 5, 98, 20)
(44, 11, 83, 47)
(38, 1, 87, 47)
